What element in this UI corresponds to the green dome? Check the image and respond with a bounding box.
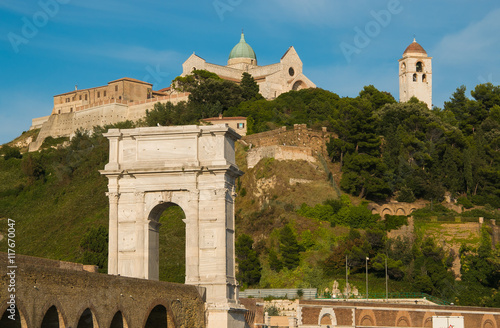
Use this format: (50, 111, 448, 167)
(228, 33, 256, 60)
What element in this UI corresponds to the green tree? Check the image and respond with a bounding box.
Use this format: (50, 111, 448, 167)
(268, 248, 283, 272)
(240, 72, 263, 101)
(1, 145, 22, 160)
(172, 69, 222, 92)
(188, 78, 244, 116)
(235, 234, 262, 287)
(21, 153, 45, 184)
(279, 225, 302, 270)
(358, 84, 396, 110)
(80, 226, 108, 273)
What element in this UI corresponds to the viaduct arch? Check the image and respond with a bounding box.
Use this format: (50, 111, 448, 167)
(100, 125, 246, 328)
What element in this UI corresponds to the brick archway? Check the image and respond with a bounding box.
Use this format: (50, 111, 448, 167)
(100, 125, 246, 328)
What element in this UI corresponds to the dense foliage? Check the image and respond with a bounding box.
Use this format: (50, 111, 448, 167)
(2, 70, 500, 306)
(235, 234, 262, 287)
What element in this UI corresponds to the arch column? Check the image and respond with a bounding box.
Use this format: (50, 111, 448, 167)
(107, 191, 120, 275)
(184, 190, 200, 285)
(100, 125, 247, 328)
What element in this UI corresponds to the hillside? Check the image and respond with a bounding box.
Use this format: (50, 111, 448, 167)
(1, 78, 500, 307)
(0, 127, 498, 306)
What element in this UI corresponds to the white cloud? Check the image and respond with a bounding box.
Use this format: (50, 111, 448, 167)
(248, 0, 374, 26)
(433, 8, 500, 66)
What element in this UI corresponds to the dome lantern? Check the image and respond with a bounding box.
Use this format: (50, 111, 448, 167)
(228, 33, 257, 66)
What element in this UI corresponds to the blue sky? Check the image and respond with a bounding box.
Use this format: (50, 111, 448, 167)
(1, 0, 499, 144)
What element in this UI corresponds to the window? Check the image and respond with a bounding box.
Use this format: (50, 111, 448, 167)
(85, 94, 88, 101)
(289, 67, 295, 76)
(104, 91, 107, 97)
(413, 73, 417, 82)
(115, 85, 118, 92)
(79, 95, 82, 100)
(401, 62, 406, 72)
(237, 123, 245, 129)
(422, 74, 427, 82)
(97, 91, 100, 98)
(416, 61, 423, 72)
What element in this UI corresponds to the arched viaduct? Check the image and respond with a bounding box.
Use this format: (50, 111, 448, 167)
(0, 253, 205, 328)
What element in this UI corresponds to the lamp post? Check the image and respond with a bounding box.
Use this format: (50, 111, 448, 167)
(385, 256, 388, 301)
(345, 255, 348, 299)
(366, 257, 369, 300)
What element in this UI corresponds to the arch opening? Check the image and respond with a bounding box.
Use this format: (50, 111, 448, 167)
(41, 306, 64, 328)
(413, 73, 417, 82)
(416, 61, 423, 72)
(77, 308, 97, 328)
(422, 74, 427, 82)
(320, 314, 332, 325)
(1, 305, 26, 328)
(292, 80, 306, 91)
(148, 202, 186, 283)
(144, 305, 168, 328)
(109, 311, 127, 328)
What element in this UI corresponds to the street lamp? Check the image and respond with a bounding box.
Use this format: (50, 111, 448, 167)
(365, 257, 369, 300)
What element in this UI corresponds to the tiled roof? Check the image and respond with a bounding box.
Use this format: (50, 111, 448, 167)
(403, 39, 427, 55)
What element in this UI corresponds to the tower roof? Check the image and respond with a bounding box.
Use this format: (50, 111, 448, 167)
(228, 33, 257, 61)
(403, 38, 427, 56)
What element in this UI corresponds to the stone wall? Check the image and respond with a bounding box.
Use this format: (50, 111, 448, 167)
(242, 124, 333, 168)
(0, 253, 206, 328)
(243, 125, 332, 153)
(247, 145, 316, 168)
(298, 299, 500, 328)
(241, 298, 500, 328)
(29, 93, 190, 151)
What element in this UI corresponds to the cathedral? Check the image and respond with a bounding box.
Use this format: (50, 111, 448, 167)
(181, 32, 316, 99)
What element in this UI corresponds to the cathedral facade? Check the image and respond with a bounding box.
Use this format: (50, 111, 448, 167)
(181, 33, 316, 99)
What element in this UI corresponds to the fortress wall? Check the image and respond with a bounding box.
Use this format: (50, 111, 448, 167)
(243, 125, 333, 155)
(30, 116, 50, 130)
(29, 93, 190, 151)
(247, 145, 316, 168)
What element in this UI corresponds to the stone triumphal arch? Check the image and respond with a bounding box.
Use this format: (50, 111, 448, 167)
(100, 124, 246, 328)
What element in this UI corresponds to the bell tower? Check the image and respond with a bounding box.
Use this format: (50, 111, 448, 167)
(399, 38, 432, 108)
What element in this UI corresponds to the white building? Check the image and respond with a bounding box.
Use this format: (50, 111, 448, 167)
(399, 39, 432, 108)
(181, 32, 316, 99)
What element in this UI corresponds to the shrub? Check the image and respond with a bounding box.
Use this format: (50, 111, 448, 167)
(1, 145, 22, 160)
(264, 305, 280, 316)
(384, 215, 408, 231)
(396, 186, 416, 203)
(457, 196, 474, 209)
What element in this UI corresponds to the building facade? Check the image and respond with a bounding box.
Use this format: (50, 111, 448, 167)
(181, 33, 316, 100)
